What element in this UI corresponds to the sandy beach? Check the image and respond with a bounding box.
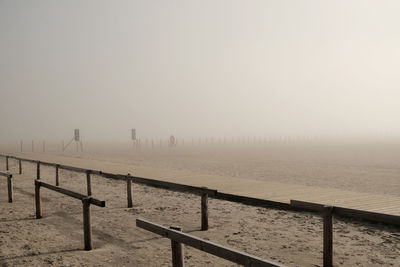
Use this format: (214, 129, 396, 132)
(1, 143, 400, 266)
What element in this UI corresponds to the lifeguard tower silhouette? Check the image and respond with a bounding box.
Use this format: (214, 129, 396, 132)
(63, 129, 83, 152)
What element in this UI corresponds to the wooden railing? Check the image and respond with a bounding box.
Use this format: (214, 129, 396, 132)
(1, 154, 217, 230)
(136, 218, 283, 267)
(1, 153, 400, 266)
(34, 180, 106, 250)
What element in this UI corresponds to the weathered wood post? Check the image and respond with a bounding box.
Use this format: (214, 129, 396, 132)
(126, 174, 133, 208)
(323, 206, 333, 267)
(35, 180, 42, 218)
(55, 164, 59, 186)
(170, 226, 184, 267)
(201, 187, 209, 231)
(7, 174, 13, 203)
(36, 161, 40, 180)
(6, 156, 9, 171)
(82, 197, 93, 250)
(18, 159, 22, 174)
(86, 170, 92, 196)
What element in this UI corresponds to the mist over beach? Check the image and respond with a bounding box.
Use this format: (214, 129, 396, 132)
(1, 1, 400, 266)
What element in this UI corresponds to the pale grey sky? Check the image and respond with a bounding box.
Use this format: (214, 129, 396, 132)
(1, 0, 400, 142)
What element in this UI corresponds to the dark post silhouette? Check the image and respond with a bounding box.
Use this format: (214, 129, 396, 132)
(82, 197, 93, 250)
(35, 181, 42, 219)
(86, 170, 92, 196)
(7, 174, 13, 203)
(36, 161, 40, 179)
(323, 206, 333, 267)
(55, 164, 59, 186)
(201, 188, 209, 231)
(170, 226, 184, 267)
(126, 174, 133, 208)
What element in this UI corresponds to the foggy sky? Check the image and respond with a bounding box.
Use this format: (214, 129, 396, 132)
(1, 0, 400, 142)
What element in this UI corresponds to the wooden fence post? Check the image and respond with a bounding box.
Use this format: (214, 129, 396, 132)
(170, 226, 184, 267)
(126, 174, 133, 208)
(82, 197, 93, 250)
(323, 206, 333, 267)
(18, 159, 22, 174)
(55, 164, 59, 186)
(86, 170, 92, 196)
(201, 188, 209, 231)
(35, 181, 42, 219)
(36, 161, 40, 180)
(6, 156, 9, 171)
(7, 174, 13, 203)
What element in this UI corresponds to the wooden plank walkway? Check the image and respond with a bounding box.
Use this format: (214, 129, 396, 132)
(5, 152, 400, 216)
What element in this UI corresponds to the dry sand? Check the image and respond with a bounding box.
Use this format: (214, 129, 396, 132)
(1, 143, 400, 266)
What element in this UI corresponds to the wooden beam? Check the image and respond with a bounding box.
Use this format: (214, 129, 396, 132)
(136, 219, 282, 267)
(132, 176, 217, 196)
(290, 200, 400, 226)
(217, 192, 295, 211)
(35, 180, 105, 207)
(290, 200, 323, 212)
(0, 172, 11, 177)
(98, 171, 126, 180)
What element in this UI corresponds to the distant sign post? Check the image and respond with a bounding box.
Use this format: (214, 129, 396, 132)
(74, 129, 80, 141)
(131, 129, 136, 141)
(131, 129, 138, 149)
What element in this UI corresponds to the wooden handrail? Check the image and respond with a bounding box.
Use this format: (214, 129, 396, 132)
(136, 218, 283, 267)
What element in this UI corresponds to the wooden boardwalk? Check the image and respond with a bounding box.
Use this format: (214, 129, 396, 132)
(6, 152, 400, 217)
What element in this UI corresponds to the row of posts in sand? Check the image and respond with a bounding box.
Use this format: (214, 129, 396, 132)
(132, 135, 319, 149)
(18, 140, 82, 153)
(18, 135, 321, 152)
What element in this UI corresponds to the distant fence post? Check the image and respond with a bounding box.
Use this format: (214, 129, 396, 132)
(170, 226, 184, 267)
(6, 156, 9, 171)
(201, 187, 209, 231)
(35, 180, 42, 218)
(323, 206, 333, 267)
(7, 174, 13, 203)
(18, 159, 22, 174)
(55, 164, 59, 186)
(86, 170, 92, 196)
(82, 197, 93, 250)
(36, 161, 40, 180)
(126, 174, 133, 208)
